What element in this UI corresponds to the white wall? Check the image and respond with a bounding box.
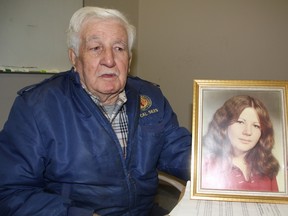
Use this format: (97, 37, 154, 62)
(137, 0, 288, 130)
(0, 0, 83, 72)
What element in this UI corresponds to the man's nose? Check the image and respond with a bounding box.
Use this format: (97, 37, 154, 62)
(100, 48, 116, 67)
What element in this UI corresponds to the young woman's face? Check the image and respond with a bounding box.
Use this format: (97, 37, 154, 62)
(227, 107, 261, 156)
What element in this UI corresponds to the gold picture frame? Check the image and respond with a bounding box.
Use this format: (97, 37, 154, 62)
(191, 80, 288, 203)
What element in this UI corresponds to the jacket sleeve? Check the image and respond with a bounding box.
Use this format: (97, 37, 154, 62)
(0, 97, 94, 216)
(157, 97, 192, 181)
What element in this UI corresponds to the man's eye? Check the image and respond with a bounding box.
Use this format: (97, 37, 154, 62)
(90, 46, 101, 51)
(115, 46, 125, 51)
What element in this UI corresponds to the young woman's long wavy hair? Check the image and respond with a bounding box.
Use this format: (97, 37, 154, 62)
(203, 95, 279, 178)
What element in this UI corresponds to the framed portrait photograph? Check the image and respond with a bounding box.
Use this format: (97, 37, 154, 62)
(191, 80, 288, 203)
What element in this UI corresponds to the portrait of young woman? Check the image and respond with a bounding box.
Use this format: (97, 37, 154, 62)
(201, 94, 280, 192)
(192, 84, 287, 197)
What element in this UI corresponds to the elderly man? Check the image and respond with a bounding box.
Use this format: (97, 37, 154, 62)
(0, 7, 191, 216)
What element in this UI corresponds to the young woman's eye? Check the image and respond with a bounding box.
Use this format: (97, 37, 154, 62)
(253, 124, 261, 129)
(236, 120, 244, 124)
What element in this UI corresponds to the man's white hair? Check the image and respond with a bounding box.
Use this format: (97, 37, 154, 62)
(66, 7, 136, 56)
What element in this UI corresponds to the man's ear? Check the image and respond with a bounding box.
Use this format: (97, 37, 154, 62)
(68, 48, 77, 67)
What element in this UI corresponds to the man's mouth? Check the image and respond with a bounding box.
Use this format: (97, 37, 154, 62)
(98, 71, 118, 78)
(101, 73, 116, 78)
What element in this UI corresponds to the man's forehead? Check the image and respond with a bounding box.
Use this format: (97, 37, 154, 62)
(82, 18, 126, 34)
(85, 35, 128, 47)
(82, 22, 127, 40)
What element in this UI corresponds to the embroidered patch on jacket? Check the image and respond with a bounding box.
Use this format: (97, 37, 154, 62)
(140, 95, 152, 111)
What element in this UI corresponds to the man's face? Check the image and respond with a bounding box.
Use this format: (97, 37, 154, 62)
(70, 18, 130, 104)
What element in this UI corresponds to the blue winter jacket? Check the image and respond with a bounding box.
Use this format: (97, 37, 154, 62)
(0, 70, 191, 216)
